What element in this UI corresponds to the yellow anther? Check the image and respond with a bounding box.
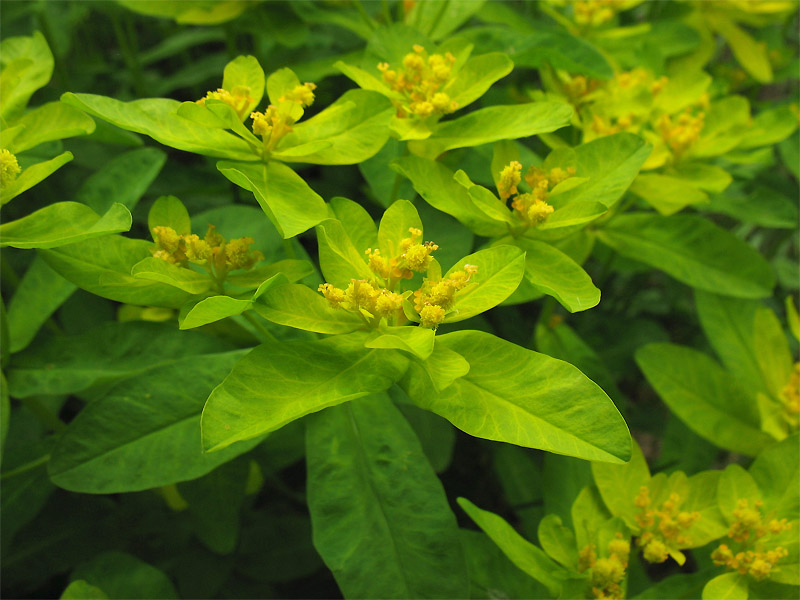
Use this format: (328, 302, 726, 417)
(280, 82, 317, 107)
(374, 290, 403, 317)
(403, 52, 425, 71)
(643, 539, 668, 564)
(0, 149, 21, 188)
(366, 248, 391, 279)
(592, 556, 625, 587)
(419, 304, 446, 328)
(318, 283, 345, 308)
(184, 234, 212, 264)
(152, 226, 183, 255)
(197, 86, 254, 120)
(225, 236, 263, 270)
(608, 537, 631, 566)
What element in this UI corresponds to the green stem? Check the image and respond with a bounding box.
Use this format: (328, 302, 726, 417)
(242, 311, 279, 344)
(1, 454, 50, 480)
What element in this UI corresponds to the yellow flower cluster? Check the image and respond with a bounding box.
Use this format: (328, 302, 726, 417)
(656, 110, 706, 159)
(413, 264, 478, 328)
(780, 362, 800, 427)
(196, 86, 254, 121)
(573, 0, 624, 26)
(318, 280, 404, 320)
(378, 45, 458, 118)
(578, 534, 631, 600)
(633, 487, 701, 563)
(498, 161, 575, 227)
(0, 148, 21, 188)
(365, 228, 438, 281)
(250, 81, 316, 152)
(710, 499, 792, 581)
(152, 225, 264, 279)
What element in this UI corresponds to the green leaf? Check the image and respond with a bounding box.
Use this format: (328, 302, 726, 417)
(511, 27, 613, 79)
(330, 196, 378, 251)
(7, 321, 223, 399)
(131, 257, 213, 295)
(71, 552, 178, 599)
(222, 55, 264, 116)
(334, 61, 395, 96)
(7, 256, 76, 353)
(670, 163, 732, 194)
(307, 396, 469, 599)
(707, 186, 798, 229)
(718, 464, 761, 523)
(0, 202, 131, 249)
(396, 399, 456, 474)
(442, 245, 526, 323)
(316, 219, 374, 288)
(592, 441, 650, 529)
(253, 282, 363, 334)
(377, 199, 424, 257)
(0, 151, 74, 205)
(48, 351, 262, 494)
(61, 93, 257, 161)
(406, 0, 486, 40)
(702, 572, 749, 600)
(148, 195, 191, 237)
(417, 340, 470, 392)
(40, 235, 194, 308)
(8, 101, 95, 153)
(76, 148, 166, 214)
(226, 259, 313, 290)
(509, 238, 600, 313)
(629, 174, 709, 216)
(596, 213, 775, 298)
(391, 155, 507, 237)
(364, 326, 435, 360)
(403, 330, 631, 463)
(0, 32, 54, 120)
(736, 105, 798, 150)
(708, 12, 771, 83)
(216, 160, 327, 238)
(408, 102, 572, 159)
(537, 514, 577, 569)
(750, 434, 799, 519)
(276, 90, 394, 165)
(61, 580, 108, 599)
(201, 335, 409, 451)
(446, 52, 513, 109)
(457, 498, 565, 596)
(635, 344, 774, 456)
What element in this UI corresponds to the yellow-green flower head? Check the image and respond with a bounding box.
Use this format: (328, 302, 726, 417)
(591, 556, 626, 587)
(573, 0, 623, 26)
(634, 487, 701, 564)
(780, 362, 800, 427)
(413, 264, 478, 328)
(250, 106, 295, 152)
(0, 149, 21, 188)
(398, 227, 438, 274)
(498, 161, 522, 200)
(280, 82, 317, 107)
(656, 110, 705, 159)
(197, 86, 254, 121)
(418, 304, 446, 328)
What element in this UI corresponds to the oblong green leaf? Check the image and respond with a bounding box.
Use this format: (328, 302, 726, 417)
(131, 257, 212, 295)
(364, 326, 435, 360)
(0, 151, 73, 205)
(70, 552, 178, 600)
(9, 101, 95, 153)
(253, 282, 363, 334)
(597, 214, 775, 298)
(316, 219, 374, 288)
(0, 202, 131, 249)
(702, 572, 749, 600)
(222, 55, 264, 116)
(1, 32, 53, 120)
(403, 330, 631, 463)
(307, 396, 469, 599)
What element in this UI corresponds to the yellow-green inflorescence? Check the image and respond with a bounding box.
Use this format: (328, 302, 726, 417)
(151, 224, 264, 290)
(779, 362, 800, 428)
(197, 86, 255, 121)
(633, 486, 701, 564)
(0, 148, 21, 188)
(497, 160, 575, 227)
(318, 227, 478, 329)
(711, 498, 793, 581)
(578, 533, 631, 600)
(378, 44, 459, 119)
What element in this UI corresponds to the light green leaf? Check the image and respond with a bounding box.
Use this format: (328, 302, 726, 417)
(406, 0, 486, 40)
(592, 441, 650, 529)
(216, 160, 327, 238)
(8, 102, 95, 153)
(442, 245, 526, 323)
(691, 96, 750, 158)
(276, 90, 394, 165)
(0, 202, 131, 249)
(365, 326, 435, 360)
(708, 12, 771, 83)
(316, 219, 374, 288)
(457, 498, 565, 596)
(226, 259, 313, 289)
(76, 148, 166, 214)
(253, 282, 363, 334)
(718, 464, 761, 523)
(418, 340, 470, 392)
(71, 552, 178, 600)
(201, 335, 409, 451)
(131, 257, 212, 295)
(307, 396, 469, 599)
(148, 195, 191, 237)
(653, 70, 712, 114)
(40, 235, 194, 308)
(0, 151, 73, 205)
(330, 196, 378, 252)
(750, 434, 799, 519)
(61, 580, 108, 599)
(446, 52, 513, 109)
(537, 514, 577, 569)
(408, 102, 573, 159)
(61, 93, 257, 161)
(635, 343, 774, 456)
(334, 61, 396, 97)
(222, 55, 264, 117)
(596, 213, 775, 298)
(707, 186, 797, 229)
(378, 199, 423, 257)
(753, 306, 794, 399)
(702, 573, 749, 600)
(403, 330, 631, 463)
(737, 105, 798, 150)
(670, 163, 732, 194)
(682, 471, 729, 547)
(267, 67, 301, 107)
(1, 32, 54, 120)
(391, 155, 507, 237)
(48, 351, 262, 494)
(629, 174, 709, 216)
(509, 238, 600, 313)
(7, 256, 76, 353)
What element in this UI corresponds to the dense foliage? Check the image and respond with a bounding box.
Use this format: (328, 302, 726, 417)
(1, 1, 798, 599)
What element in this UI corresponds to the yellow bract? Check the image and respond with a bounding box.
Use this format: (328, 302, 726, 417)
(0, 149, 21, 188)
(378, 45, 458, 119)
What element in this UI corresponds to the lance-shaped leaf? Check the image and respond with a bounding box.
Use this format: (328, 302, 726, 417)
(408, 102, 573, 159)
(403, 330, 631, 463)
(442, 245, 526, 323)
(596, 214, 775, 299)
(274, 90, 394, 165)
(61, 93, 257, 161)
(253, 282, 363, 334)
(0, 202, 131, 249)
(47, 351, 263, 494)
(216, 160, 327, 239)
(0, 151, 74, 205)
(458, 498, 567, 597)
(8, 101, 95, 153)
(40, 235, 194, 308)
(364, 326, 435, 360)
(507, 238, 599, 313)
(306, 396, 469, 599)
(131, 257, 213, 295)
(635, 343, 774, 456)
(201, 335, 409, 451)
